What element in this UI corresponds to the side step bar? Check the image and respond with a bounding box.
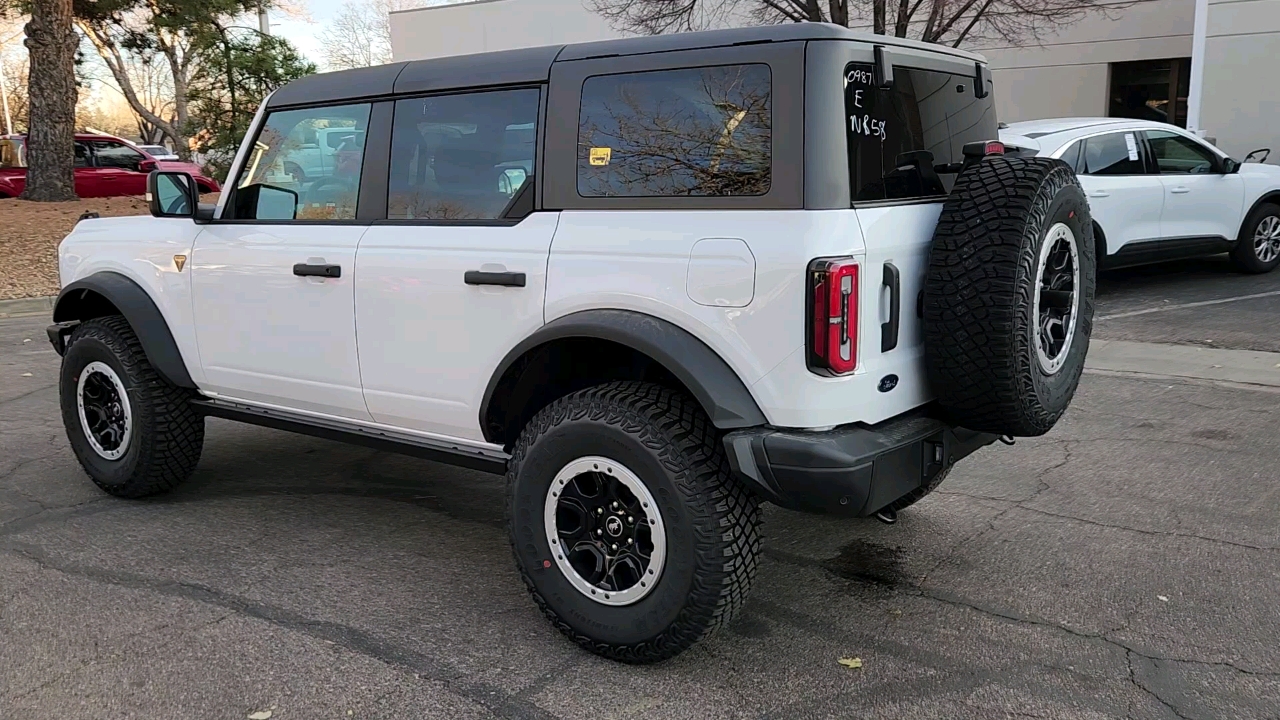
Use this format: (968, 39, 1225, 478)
(192, 398, 510, 475)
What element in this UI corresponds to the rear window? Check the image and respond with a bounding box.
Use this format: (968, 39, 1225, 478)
(1081, 132, 1145, 176)
(844, 63, 996, 203)
(577, 64, 772, 198)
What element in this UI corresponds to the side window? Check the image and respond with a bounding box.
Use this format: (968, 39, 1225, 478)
(90, 140, 146, 170)
(1058, 141, 1083, 173)
(845, 64, 997, 203)
(1145, 130, 1218, 174)
(1081, 132, 1145, 176)
(73, 142, 91, 168)
(577, 64, 772, 198)
(227, 103, 371, 221)
(387, 88, 539, 220)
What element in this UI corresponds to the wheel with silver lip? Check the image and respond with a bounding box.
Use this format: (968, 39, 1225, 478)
(1231, 203, 1280, 273)
(507, 381, 761, 663)
(544, 456, 667, 606)
(924, 155, 1097, 437)
(59, 316, 204, 498)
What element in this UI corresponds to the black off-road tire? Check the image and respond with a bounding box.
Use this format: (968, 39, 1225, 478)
(60, 316, 204, 498)
(506, 381, 761, 663)
(1230, 202, 1280, 274)
(924, 156, 1097, 437)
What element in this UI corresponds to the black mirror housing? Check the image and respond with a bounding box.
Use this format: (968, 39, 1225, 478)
(147, 170, 198, 218)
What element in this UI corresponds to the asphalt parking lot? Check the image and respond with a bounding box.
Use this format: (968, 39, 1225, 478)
(3, 256, 1279, 719)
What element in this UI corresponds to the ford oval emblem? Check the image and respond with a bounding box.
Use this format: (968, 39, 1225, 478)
(878, 374, 899, 393)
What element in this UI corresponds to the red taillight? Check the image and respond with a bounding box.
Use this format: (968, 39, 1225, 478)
(985, 140, 1005, 155)
(807, 258, 858, 375)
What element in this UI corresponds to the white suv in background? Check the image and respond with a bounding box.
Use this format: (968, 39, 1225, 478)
(1001, 118, 1280, 273)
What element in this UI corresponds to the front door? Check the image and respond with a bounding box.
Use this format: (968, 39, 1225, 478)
(355, 87, 549, 441)
(1144, 129, 1245, 242)
(86, 139, 151, 196)
(191, 102, 374, 421)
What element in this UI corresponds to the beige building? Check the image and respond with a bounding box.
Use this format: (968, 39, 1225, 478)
(390, 0, 1279, 159)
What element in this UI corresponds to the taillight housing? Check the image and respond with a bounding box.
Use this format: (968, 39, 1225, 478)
(806, 257, 858, 376)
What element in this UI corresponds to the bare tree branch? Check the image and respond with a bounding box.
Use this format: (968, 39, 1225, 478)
(590, 0, 1137, 49)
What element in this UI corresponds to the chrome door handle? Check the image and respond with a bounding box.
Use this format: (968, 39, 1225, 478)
(1089, 191, 1110, 198)
(1170, 187, 1191, 194)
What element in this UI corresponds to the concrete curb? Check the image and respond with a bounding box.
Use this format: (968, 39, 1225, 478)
(0, 296, 54, 319)
(1086, 339, 1280, 388)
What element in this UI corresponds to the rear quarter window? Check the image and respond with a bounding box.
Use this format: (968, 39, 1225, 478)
(577, 64, 772, 198)
(844, 63, 996, 203)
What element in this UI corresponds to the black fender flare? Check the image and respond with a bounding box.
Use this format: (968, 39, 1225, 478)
(480, 309, 767, 444)
(52, 271, 196, 388)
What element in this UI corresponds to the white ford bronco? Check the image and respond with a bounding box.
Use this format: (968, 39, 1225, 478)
(49, 25, 1096, 663)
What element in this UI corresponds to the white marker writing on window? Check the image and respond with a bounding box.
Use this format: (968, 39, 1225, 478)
(851, 115, 887, 142)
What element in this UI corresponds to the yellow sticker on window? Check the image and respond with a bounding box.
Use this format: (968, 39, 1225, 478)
(589, 147, 612, 166)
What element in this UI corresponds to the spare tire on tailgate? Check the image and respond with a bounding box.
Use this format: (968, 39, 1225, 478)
(923, 156, 1096, 437)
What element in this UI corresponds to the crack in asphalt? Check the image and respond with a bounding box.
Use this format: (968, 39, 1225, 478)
(0, 540, 558, 720)
(919, 440, 1072, 582)
(934, 490, 1280, 553)
(1128, 652, 1194, 720)
(0, 382, 57, 407)
(1012, 505, 1280, 552)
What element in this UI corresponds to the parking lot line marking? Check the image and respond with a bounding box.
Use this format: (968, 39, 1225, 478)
(1096, 289, 1280, 321)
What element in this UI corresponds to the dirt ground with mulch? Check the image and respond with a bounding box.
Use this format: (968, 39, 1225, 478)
(0, 195, 216, 301)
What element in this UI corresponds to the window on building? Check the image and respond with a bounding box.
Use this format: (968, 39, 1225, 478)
(1109, 58, 1191, 128)
(1145, 129, 1218, 174)
(388, 88, 539, 220)
(844, 63, 997, 203)
(227, 103, 371, 221)
(577, 64, 772, 198)
(1081, 132, 1146, 176)
(88, 140, 146, 170)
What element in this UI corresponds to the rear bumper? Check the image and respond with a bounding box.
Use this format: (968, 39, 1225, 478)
(723, 414, 997, 516)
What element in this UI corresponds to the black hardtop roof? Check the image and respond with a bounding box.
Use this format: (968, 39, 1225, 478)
(266, 23, 985, 109)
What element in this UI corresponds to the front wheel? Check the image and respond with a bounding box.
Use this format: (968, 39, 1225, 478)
(506, 382, 761, 663)
(60, 316, 204, 498)
(1231, 203, 1280, 273)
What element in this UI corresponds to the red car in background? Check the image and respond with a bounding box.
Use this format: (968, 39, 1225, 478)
(0, 134, 221, 198)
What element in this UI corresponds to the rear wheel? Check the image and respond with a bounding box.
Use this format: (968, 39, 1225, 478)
(60, 316, 204, 498)
(1230, 203, 1280, 273)
(507, 382, 760, 663)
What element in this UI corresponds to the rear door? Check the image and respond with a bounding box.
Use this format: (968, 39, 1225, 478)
(354, 87, 551, 441)
(844, 54, 998, 416)
(1074, 131, 1164, 256)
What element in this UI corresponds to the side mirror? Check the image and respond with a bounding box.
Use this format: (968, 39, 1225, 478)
(147, 171, 197, 218)
(1222, 158, 1241, 174)
(138, 158, 158, 173)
